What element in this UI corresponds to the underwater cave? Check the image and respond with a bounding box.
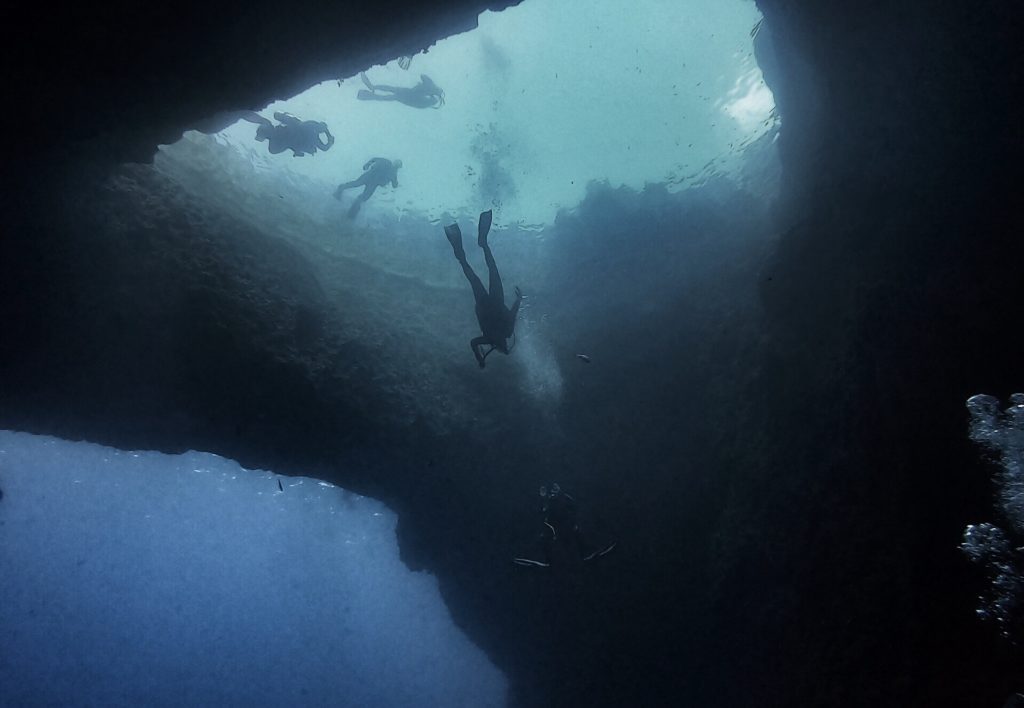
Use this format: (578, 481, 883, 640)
(1, 0, 1022, 706)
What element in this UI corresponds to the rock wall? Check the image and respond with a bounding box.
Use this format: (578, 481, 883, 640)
(2, 1, 1023, 706)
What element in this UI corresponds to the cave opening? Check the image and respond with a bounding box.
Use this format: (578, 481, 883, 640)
(159, 0, 776, 230)
(2, 2, 782, 705)
(3, 0, 1024, 705)
(23, 0, 1024, 705)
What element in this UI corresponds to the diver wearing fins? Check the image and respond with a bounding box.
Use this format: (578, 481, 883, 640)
(357, 73, 445, 109)
(334, 157, 403, 218)
(242, 111, 334, 157)
(513, 483, 617, 568)
(444, 210, 522, 368)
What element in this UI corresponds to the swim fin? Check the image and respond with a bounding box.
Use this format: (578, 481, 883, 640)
(445, 223, 466, 260)
(356, 90, 377, 101)
(360, 72, 374, 90)
(477, 209, 493, 247)
(583, 542, 616, 562)
(237, 110, 269, 125)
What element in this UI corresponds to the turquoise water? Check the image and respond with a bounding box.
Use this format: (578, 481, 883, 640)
(208, 0, 772, 226)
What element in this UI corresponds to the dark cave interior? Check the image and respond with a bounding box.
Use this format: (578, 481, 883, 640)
(2, 1, 1023, 706)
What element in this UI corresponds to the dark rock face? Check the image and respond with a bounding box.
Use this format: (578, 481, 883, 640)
(730, 1, 1024, 705)
(2, 1, 1023, 707)
(7, 0, 516, 165)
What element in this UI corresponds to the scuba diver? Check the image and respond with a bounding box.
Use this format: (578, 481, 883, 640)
(513, 483, 617, 568)
(444, 210, 522, 368)
(242, 111, 334, 157)
(333, 157, 402, 218)
(357, 73, 445, 109)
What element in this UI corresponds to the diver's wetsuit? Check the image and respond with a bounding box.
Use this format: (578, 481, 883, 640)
(444, 210, 521, 368)
(334, 158, 401, 218)
(248, 111, 334, 156)
(513, 484, 616, 568)
(357, 73, 445, 109)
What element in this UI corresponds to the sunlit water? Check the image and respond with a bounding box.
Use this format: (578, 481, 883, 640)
(0, 432, 506, 707)
(202, 0, 772, 226)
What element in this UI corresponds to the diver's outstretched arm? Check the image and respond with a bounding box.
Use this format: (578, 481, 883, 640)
(470, 337, 492, 369)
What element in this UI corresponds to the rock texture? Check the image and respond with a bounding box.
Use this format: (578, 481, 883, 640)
(2, 1, 1023, 706)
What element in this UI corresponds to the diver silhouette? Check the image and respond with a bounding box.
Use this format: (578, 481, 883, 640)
(513, 483, 617, 568)
(242, 111, 334, 157)
(444, 210, 522, 368)
(333, 157, 402, 218)
(357, 73, 445, 109)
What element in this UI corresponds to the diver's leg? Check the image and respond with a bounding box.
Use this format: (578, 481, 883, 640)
(445, 225, 487, 302)
(359, 184, 378, 204)
(397, 96, 436, 109)
(357, 91, 397, 101)
(334, 180, 360, 199)
(244, 112, 272, 129)
(347, 184, 377, 218)
(462, 263, 487, 303)
(542, 523, 557, 565)
(272, 112, 300, 126)
(483, 245, 504, 304)
(477, 211, 505, 302)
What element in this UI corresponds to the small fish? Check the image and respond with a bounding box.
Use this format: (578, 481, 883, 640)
(576, 354, 592, 363)
(277, 479, 284, 492)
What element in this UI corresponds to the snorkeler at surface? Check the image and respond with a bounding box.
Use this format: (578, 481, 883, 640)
(444, 210, 522, 368)
(333, 157, 402, 218)
(513, 483, 617, 568)
(242, 111, 334, 157)
(357, 73, 445, 109)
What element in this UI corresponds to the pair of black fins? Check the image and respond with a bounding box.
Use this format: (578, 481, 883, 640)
(444, 209, 492, 259)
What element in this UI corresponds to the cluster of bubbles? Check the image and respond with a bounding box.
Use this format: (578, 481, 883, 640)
(469, 121, 518, 210)
(962, 393, 1024, 639)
